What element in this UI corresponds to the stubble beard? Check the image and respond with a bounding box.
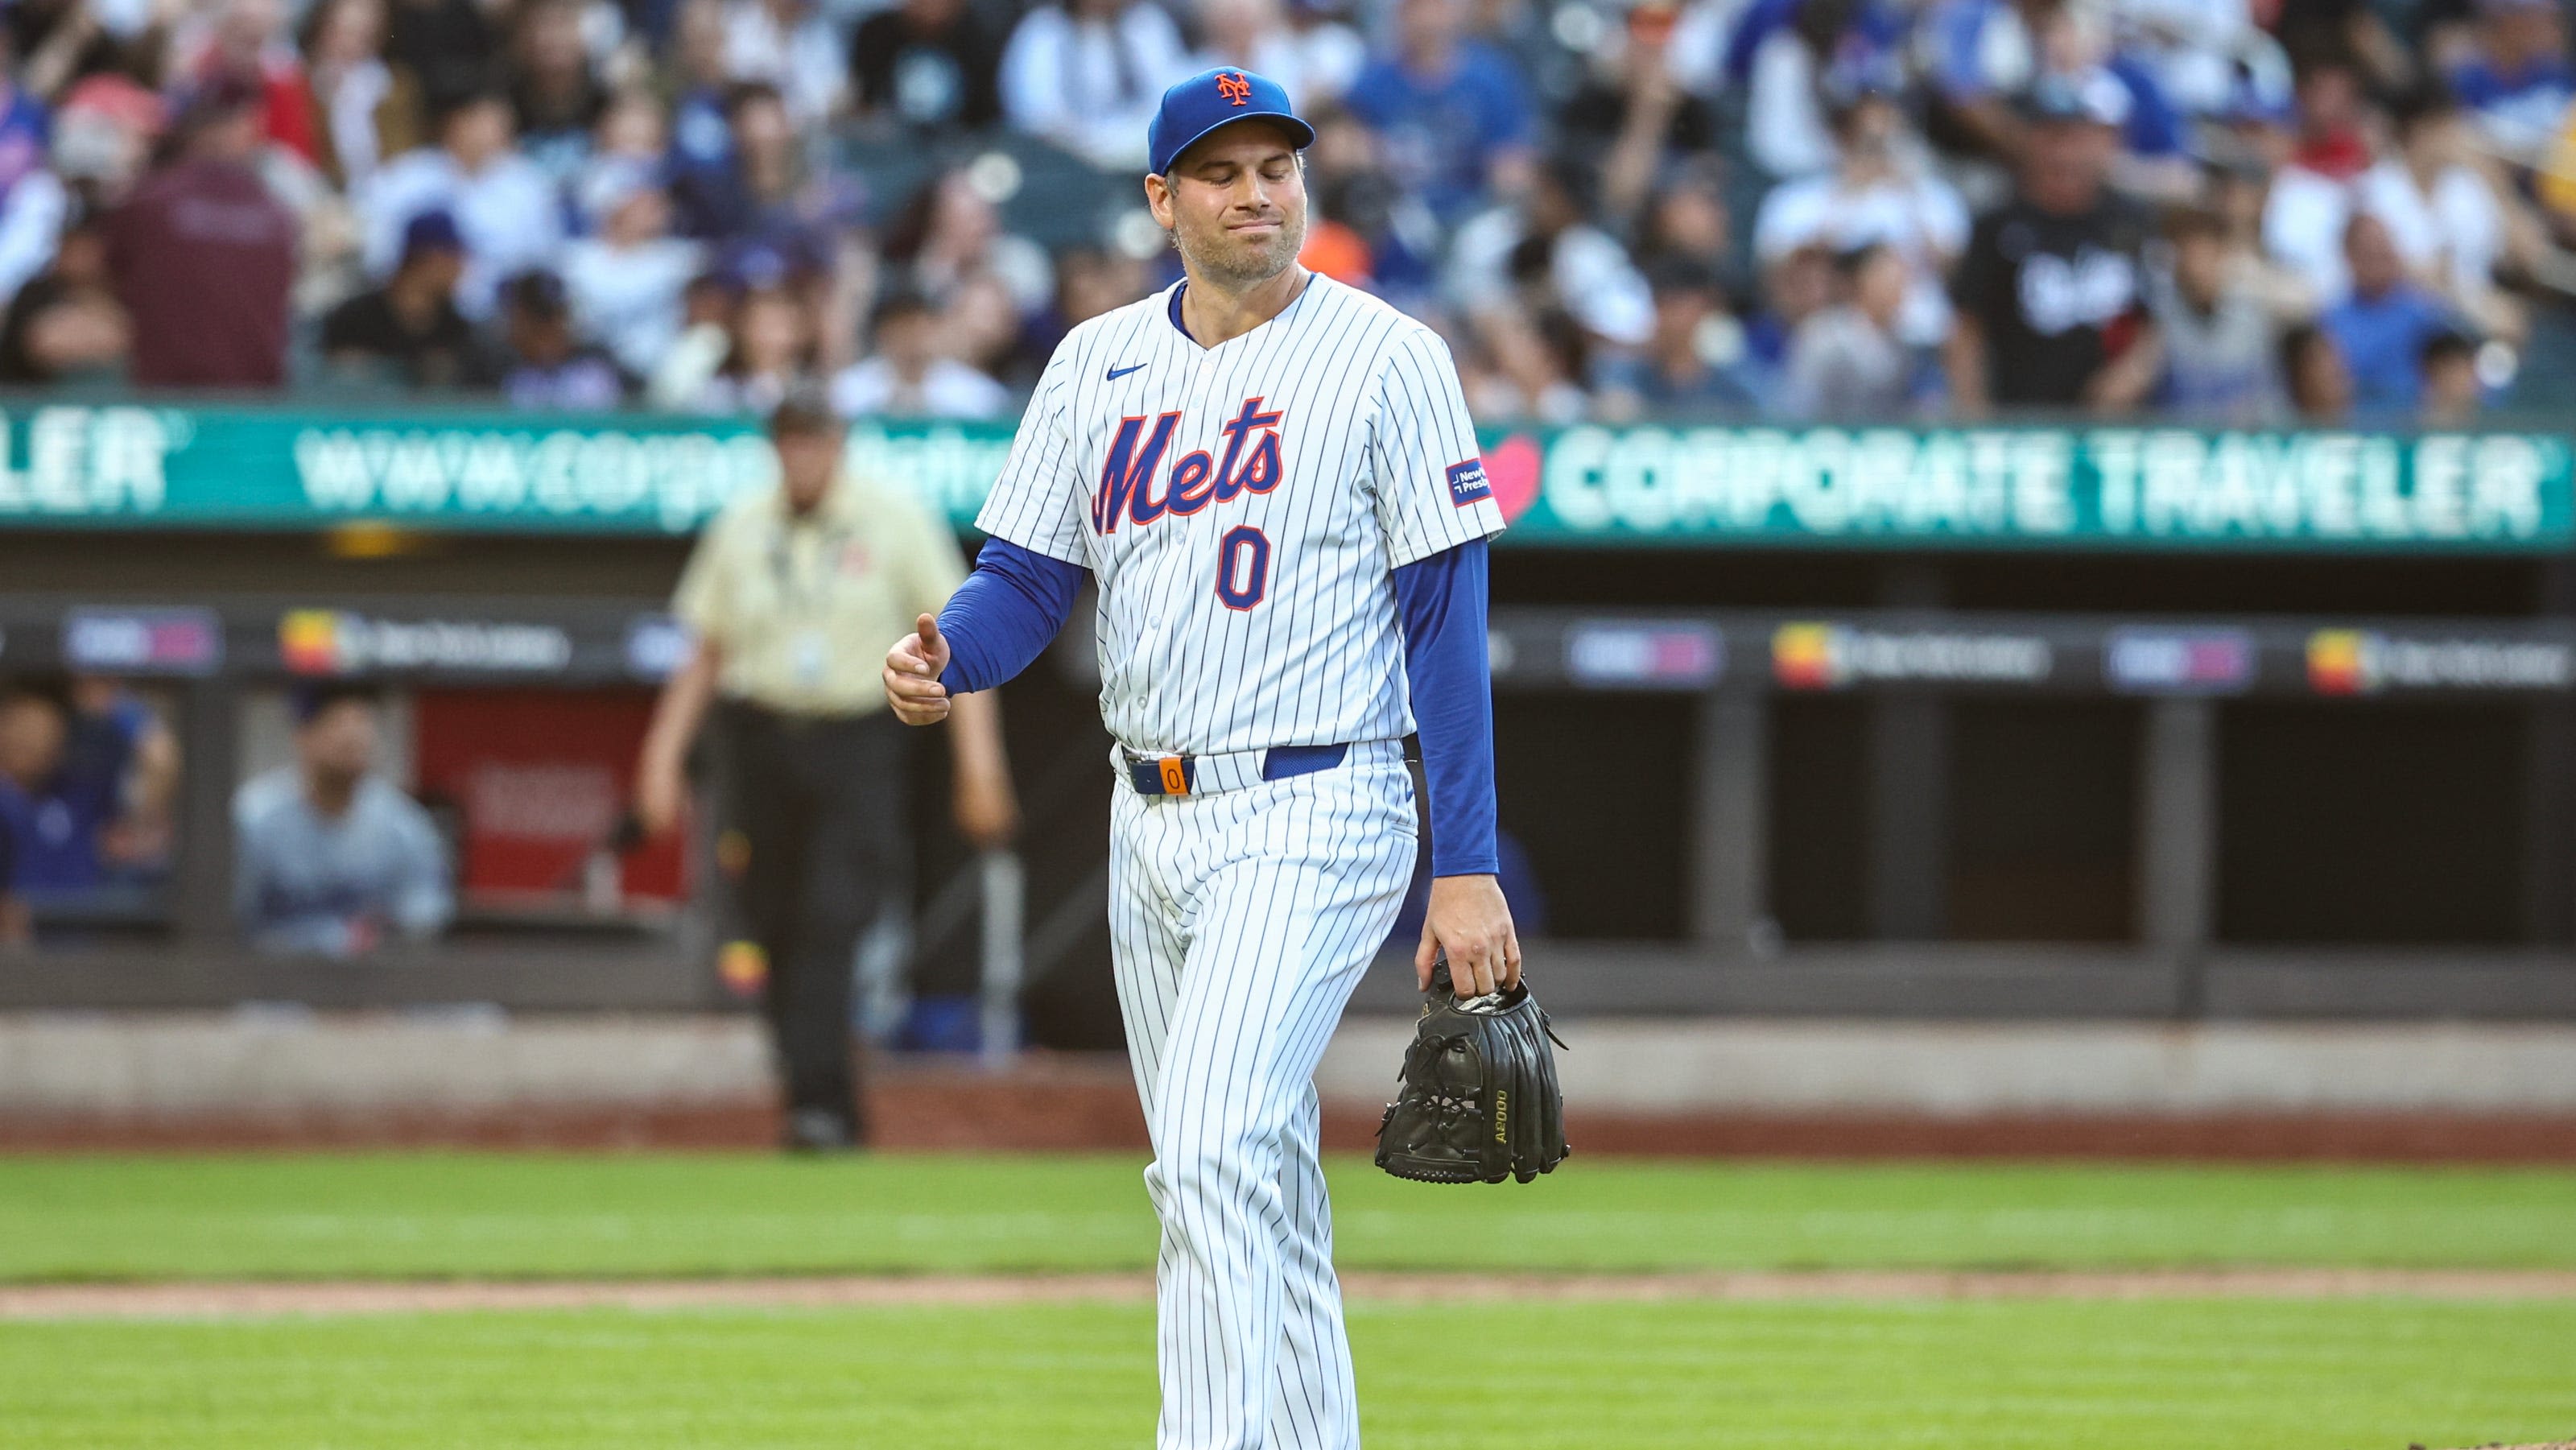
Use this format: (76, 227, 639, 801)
(1174, 211, 1307, 290)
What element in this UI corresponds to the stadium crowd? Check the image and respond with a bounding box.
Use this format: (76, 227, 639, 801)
(0, 0, 2566, 423)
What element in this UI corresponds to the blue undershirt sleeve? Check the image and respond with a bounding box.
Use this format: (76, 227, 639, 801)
(1392, 539, 1500, 878)
(937, 537, 1088, 694)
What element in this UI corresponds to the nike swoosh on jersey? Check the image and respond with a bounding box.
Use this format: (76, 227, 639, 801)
(1107, 363, 1149, 380)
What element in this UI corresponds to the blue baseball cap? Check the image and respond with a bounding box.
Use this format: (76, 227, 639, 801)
(400, 209, 464, 261)
(1147, 68, 1315, 176)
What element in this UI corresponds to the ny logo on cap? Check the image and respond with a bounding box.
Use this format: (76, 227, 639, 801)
(1216, 71, 1252, 105)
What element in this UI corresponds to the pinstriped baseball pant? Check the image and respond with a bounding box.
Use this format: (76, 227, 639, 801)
(1109, 758, 1418, 1450)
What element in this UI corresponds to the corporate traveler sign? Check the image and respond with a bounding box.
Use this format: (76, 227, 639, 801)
(0, 403, 2562, 553)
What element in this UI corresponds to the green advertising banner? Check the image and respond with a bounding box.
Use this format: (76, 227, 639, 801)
(0, 402, 2565, 552)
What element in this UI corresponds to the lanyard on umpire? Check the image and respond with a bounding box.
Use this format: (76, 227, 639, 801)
(766, 513, 854, 610)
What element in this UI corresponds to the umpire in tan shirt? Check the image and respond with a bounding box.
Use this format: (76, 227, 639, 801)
(637, 388, 1018, 1150)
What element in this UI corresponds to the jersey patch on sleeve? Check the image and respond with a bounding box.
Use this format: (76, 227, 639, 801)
(1445, 459, 1492, 506)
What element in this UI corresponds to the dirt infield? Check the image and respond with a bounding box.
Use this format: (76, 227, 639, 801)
(9, 1268, 2576, 1321)
(11, 1049, 2576, 1159)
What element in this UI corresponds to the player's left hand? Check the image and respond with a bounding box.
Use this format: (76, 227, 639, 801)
(1418, 874, 1520, 996)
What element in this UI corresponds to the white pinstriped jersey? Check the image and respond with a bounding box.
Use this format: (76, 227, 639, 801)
(975, 275, 1505, 757)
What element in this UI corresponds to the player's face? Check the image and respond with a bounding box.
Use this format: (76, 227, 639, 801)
(1149, 124, 1307, 289)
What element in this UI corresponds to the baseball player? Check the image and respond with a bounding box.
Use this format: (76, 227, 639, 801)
(884, 68, 1517, 1449)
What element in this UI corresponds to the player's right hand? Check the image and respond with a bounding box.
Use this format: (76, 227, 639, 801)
(885, 613, 954, 725)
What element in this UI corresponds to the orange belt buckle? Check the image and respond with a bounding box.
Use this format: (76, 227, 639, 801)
(1157, 757, 1191, 796)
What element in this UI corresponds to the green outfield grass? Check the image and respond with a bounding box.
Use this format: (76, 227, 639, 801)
(6, 1153, 2576, 1447)
(5, 1297, 2575, 1449)
(3, 1152, 2576, 1282)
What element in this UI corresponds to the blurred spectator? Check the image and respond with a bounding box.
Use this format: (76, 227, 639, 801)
(2270, 0, 2408, 93)
(2204, 155, 2318, 319)
(646, 270, 737, 407)
(1732, 0, 1909, 180)
(300, 0, 419, 193)
(1017, 243, 1149, 370)
(1945, 77, 2158, 415)
(1342, 0, 1534, 225)
(881, 168, 1053, 320)
(1752, 85, 1969, 348)
(2444, 0, 2572, 163)
(233, 683, 453, 958)
(104, 77, 296, 389)
(1279, 0, 1368, 105)
(1743, 239, 1835, 383)
(4, 0, 127, 106)
(831, 287, 1008, 417)
(575, 89, 673, 222)
(722, 0, 846, 126)
(1633, 159, 1736, 278)
(2359, 85, 2524, 341)
(999, 0, 1191, 171)
(1460, 295, 1590, 420)
(67, 676, 179, 880)
(1299, 99, 1437, 295)
(385, 0, 501, 115)
(0, 164, 65, 317)
(1448, 156, 1652, 420)
(561, 165, 703, 378)
(320, 209, 479, 388)
(493, 269, 625, 409)
(1921, 0, 2055, 163)
(2420, 328, 2484, 425)
(0, 217, 128, 384)
(2278, 319, 2351, 421)
(51, 74, 166, 208)
(848, 0, 1004, 134)
(0, 676, 163, 899)
(927, 269, 1027, 382)
(1059, 242, 1150, 327)
(2320, 212, 2454, 416)
(1196, 0, 1360, 109)
(1596, 256, 1761, 415)
(508, 0, 607, 184)
(1786, 242, 1920, 417)
(2146, 207, 2280, 421)
(2109, 0, 2268, 118)
(0, 31, 64, 310)
(1449, 155, 1653, 358)
(667, 0, 739, 184)
(680, 281, 816, 412)
(2259, 67, 2363, 295)
(361, 89, 565, 320)
(0, 684, 105, 896)
(671, 81, 844, 268)
(176, 0, 321, 166)
(2285, 55, 2372, 181)
(1555, 0, 1718, 225)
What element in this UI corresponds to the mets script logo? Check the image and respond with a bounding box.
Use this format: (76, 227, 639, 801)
(1092, 396, 1286, 533)
(1216, 72, 1253, 105)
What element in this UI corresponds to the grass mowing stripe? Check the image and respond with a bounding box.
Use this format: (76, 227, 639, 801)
(3, 1298, 2573, 1448)
(5, 1155, 2575, 1281)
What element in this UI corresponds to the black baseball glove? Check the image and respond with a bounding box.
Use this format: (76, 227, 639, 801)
(1373, 960, 1571, 1184)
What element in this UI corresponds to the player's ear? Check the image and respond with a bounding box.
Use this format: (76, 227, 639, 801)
(1143, 171, 1175, 230)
